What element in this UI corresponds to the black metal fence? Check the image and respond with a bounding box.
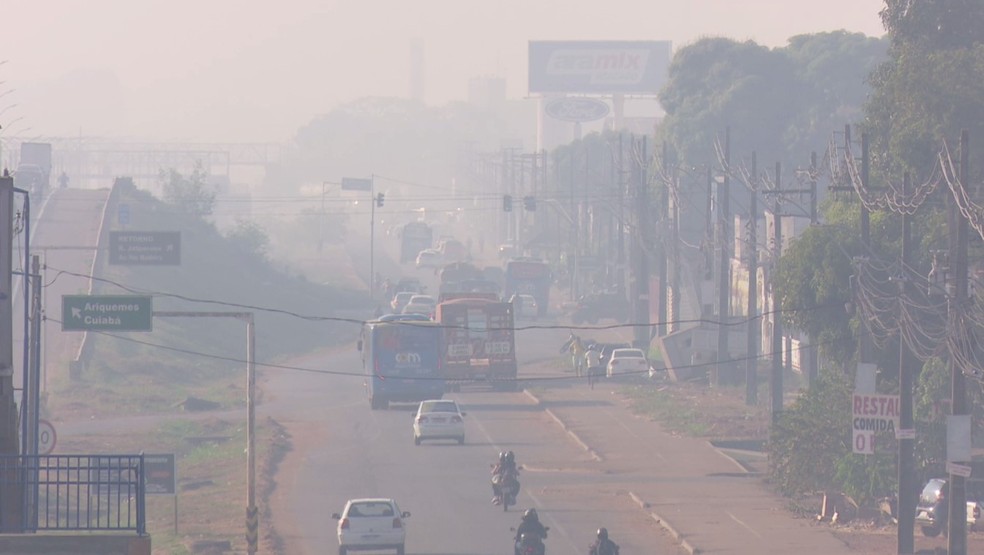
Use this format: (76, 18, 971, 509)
(0, 454, 145, 534)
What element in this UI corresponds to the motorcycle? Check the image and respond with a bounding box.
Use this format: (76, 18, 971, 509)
(511, 526, 548, 555)
(589, 542, 619, 555)
(494, 469, 520, 511)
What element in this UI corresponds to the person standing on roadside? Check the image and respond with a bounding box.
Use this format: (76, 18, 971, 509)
(585, 344, 602, 389)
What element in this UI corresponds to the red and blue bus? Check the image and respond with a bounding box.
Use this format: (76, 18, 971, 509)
(358, 315, 444, 410)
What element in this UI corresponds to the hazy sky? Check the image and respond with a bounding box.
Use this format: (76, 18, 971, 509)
(1, 0, 885, 143)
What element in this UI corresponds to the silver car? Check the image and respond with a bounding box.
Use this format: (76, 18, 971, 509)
(333, 498, 410, 555)
(412, 399, 466, 445)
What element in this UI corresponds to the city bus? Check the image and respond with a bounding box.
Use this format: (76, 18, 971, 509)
(435, 296, 517, 391)
(400, 221, 433, 263)
(504, 258, 551, 317)
(358, 315, 444, 410)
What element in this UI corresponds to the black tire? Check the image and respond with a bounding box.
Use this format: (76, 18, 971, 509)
(370, 396, 382, 410)
(339, 547, 347, 555)
(921, 524, 941, 537)
(457, 436, 465, 445)
(396, 544, 405, 555)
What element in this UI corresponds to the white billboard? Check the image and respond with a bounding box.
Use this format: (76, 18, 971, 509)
(528, 41, 672, 94)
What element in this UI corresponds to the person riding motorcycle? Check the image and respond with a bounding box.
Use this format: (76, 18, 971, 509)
(503, 450, 518, 475)
(514, 508, 548, 555)
(589, 527, 619, 555)
(491, 452, 507, 502)
(492, 451, 521, 504)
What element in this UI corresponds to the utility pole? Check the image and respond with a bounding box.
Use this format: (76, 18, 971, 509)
(857, 128, 873, 365)
(669, 164, 681, 333)
(897, 171, 916, 555)
(369, 175, 376, 301)
(0, 174, 21, 531)
(617, 134, 626, 297)
(631, 136, 651, 350)
(27, 255, 40, 457)
(656, 142, 669, 338)
(570, 146, 578, 300)
(947, 129, 970, 555)
(745, 152, 758, 406)
(770, 162, 783, 423)
(715, 128, 731, 387)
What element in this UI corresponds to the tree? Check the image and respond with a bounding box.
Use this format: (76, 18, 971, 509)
(864, 0, 984, 179)
(225, 219, 270, 262)
(161, 162, 215, 218)
(659, 38, 802, 169)
(658, 34, 886, 171)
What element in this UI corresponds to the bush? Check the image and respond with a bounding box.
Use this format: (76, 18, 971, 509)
(769, 371, 853, 496)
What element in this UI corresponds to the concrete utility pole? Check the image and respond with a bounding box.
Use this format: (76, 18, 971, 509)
(0, 175, 21, 531)
(668, 165, 681, 333)
(617, 134, 626, 297)
(714, 128, 731, 387)
(948, 129, 970, 555)
(656, 143, 669, 338)
(770, 162, 783, 423)
(154, 311, 257, 553)
(857, 128, 873, 365)
(630, 136, 651, 350)
(745, 153, 758, 406)
(897, 171, 916, 555)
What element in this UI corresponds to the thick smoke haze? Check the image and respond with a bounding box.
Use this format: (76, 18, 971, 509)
(1, 0, 884, 141)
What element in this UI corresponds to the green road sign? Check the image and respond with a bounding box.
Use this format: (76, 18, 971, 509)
(109, 231, 181, 265)
(61, 295, 153, 331)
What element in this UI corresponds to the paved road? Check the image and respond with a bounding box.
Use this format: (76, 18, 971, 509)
(263, 322, 686, 555)
(13, 188, 110, 392)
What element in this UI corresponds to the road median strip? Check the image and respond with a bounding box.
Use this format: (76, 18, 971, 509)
(628, 491, 701, 555)
(523, 389, 603, 462)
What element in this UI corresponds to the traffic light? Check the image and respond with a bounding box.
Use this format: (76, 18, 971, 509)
(503, 194, 513, 212)
(376, 193, 385, 207)
(523, 196, 536, 211)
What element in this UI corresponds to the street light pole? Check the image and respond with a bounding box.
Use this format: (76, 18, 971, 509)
(370, 175, 376, 301)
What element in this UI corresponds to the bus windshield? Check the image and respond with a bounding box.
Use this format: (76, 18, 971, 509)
(373, 324, 440, 377)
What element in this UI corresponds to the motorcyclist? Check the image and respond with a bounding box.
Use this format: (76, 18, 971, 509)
(503, 450, 518, 475)
(491, 452, 507, 503)
(589, 527, 619, 555)
(514, 508, 548, 555)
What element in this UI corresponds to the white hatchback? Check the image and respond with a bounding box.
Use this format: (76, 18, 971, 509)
(333, 498, 409, 555)
(606, 348, 650, 378)
(412, 399, 466, 445)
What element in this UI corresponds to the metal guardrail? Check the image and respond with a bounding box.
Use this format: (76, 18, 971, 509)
(0, 454, 145, 534)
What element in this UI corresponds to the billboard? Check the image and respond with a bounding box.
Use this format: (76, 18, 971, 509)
(529, 41, 672, 94)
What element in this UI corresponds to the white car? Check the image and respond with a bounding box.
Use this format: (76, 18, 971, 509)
(390, 292, 415, 314)
(402, 295, 436, 317)
(415, 249, 443, 269)
(514, 294, 539, 320)
(606, 348, 650, 378)
(412, 399, 465, 445)
(333, 498, 410, 555)
(408, 295, 435, 309)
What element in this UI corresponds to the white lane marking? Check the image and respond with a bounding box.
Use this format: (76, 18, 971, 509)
(727, 510, 763, 539)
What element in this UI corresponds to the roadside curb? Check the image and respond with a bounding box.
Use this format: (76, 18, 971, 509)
(523, 389, 603, 462)
(709, 441, 756, 474)
(628, 491, 701, 555)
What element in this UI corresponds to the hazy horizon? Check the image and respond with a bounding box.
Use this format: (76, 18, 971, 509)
(2, 0, 885, 143)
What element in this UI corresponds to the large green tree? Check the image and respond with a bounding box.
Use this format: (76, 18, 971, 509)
(864, 0, 984, 178)
(658, 33, 886, 170)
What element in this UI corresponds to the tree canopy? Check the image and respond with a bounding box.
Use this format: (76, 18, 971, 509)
(658, 33, 886, 170)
